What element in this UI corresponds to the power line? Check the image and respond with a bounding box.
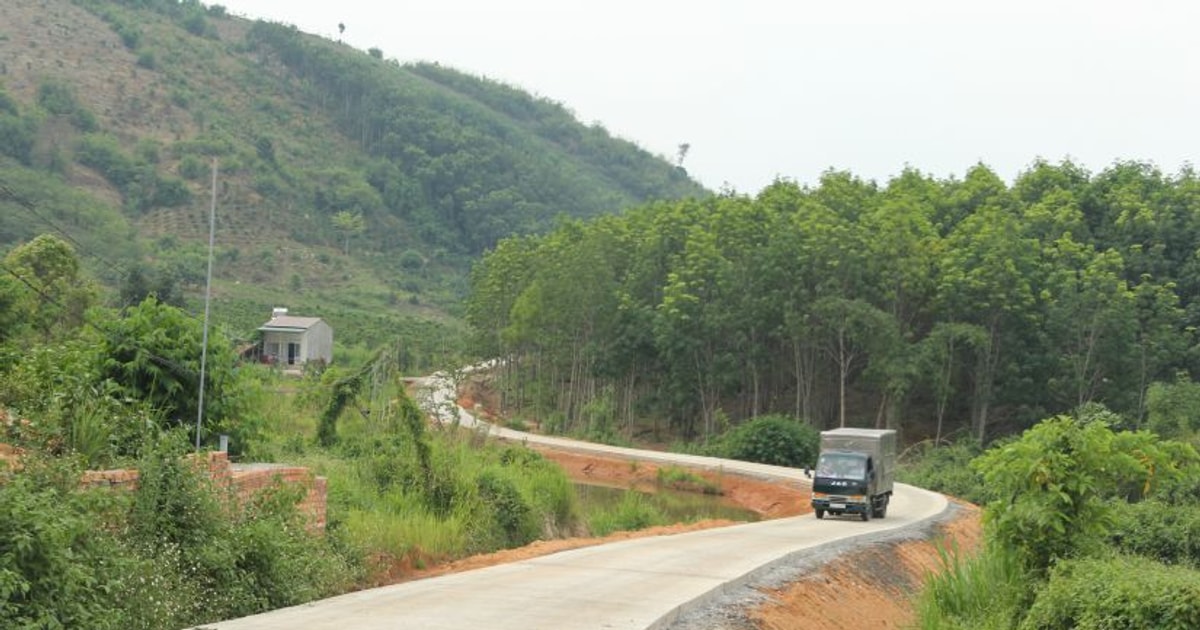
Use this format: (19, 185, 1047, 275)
(0, 175, 216, 327)
(0, 180, 126, 278)
(1, 261, 199, 382)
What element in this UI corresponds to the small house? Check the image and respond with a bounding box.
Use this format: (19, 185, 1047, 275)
(258, 308, 333, 367)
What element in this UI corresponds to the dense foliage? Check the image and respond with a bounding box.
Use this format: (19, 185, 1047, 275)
(915, 409, 1200, 629)
(97, 297, 252, 444)
(1019, 555, 1200, 629)
(0, 442, 355, 630)
(468, 163, 1200, 441)
(897, 439, 987, 504)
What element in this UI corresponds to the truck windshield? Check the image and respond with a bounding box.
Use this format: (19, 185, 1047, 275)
(816, 453, 867, 480)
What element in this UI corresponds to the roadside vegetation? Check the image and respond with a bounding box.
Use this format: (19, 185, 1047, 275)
(0, 234, 745, 627)
(905, 405, 1200, 629)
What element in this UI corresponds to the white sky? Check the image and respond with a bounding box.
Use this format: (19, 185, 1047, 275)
(218, 1, 1200, 194)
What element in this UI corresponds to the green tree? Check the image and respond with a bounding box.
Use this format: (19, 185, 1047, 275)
(1041, 238, 1136, 410)
(810, 297, 898, 428)
(973, 410, 1197, 572)
(916, 322, 989, 443)
(2, 234, 96, 340)
(331, 210, 365, 255)
(1145, 375, 1200, 438)
(96, 298, 247, 447)
(0, 272, 29, 342)
(937, 200, 1040, 441)
(1130, 279, 1189, 422)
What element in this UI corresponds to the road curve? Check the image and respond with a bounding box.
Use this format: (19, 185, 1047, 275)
(200, 372, 949, 630)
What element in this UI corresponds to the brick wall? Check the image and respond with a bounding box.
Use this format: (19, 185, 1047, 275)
(77, 451, 327, 533)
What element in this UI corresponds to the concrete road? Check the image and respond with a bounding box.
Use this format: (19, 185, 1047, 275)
(200, 373, 948, 630)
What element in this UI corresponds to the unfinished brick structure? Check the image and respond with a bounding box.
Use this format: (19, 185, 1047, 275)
(79, 451, 328, 532)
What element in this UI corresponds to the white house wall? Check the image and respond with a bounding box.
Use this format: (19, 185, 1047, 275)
(305, 321, 334, 364)
(260, 320, 333, 366)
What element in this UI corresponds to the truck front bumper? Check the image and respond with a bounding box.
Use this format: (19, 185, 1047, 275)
(811, 497, 869, 514)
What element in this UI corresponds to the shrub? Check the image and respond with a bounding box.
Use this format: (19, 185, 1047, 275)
(36, 79, 96, 131)
(713, 414, 819, 468)
(657, 465, 720, 495)
(0, 113, 36, 164)
(97, 298, 253, 449)
(77, 133, 138, 188)
(399, 249, 424, 271)
(1108, 500, 1200, 567)
(899, 438, 988, 504)
(136, 50, 157, 70)
(475, 469, 537, 547)
(1020, 554, 1200, 629)
(127, 434, 356, 624)
(972, 414, 1196, 572)
(0, 462, 116, 629)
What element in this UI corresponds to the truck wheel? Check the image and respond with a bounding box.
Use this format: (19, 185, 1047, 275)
(878, 497, 889, 519)
(815, 508, 825, 519)
(860, 508, 871, 522)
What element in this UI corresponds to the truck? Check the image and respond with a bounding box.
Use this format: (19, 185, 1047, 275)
(808, 428, 896, 521)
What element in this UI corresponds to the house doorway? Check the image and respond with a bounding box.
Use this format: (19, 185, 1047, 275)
(287, 342, 300, 365)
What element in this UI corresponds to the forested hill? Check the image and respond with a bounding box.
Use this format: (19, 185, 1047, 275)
(0, 0, 705, 333)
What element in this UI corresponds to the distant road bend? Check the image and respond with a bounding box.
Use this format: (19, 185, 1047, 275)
(201, 372, 950, 630)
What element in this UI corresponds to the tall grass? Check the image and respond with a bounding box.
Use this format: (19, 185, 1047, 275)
(588, 491, 668, 536)
(913, 543, 1030, 630)
(342, 505, 470, 566)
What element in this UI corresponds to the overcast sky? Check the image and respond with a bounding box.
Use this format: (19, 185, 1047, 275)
(219, 0, 1199, 194)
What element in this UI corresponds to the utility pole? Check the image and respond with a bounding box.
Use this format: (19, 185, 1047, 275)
(196, 158, 217, 451)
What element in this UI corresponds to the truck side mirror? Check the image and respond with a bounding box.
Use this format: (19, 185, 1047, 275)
(803, 466, 812, 479)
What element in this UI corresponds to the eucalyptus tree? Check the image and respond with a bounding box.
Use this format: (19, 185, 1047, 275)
(757, 181, 825, 422)
(1080, 161, 1173, 281)
(936, 169, 1039, 441)
(917, 321, 989, 443)
(705, 193, 784, 419)
(466, 235, 540, 411)
(1130, 278, 1190, 422)
(810, 296, 898, 428)
(504, 219, 626, 430)
(1041, 237, 1136, 410)
(859, 171, 944, 428)
(653, 197, 749, 436)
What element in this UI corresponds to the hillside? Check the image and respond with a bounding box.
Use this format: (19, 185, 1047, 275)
(0, 0, 706, 353)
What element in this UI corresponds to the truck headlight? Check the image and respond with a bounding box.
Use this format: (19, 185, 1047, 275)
(812, 492, 827, 499)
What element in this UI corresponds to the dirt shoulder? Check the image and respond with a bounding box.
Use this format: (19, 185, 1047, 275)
(745, 502, 982, 630)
